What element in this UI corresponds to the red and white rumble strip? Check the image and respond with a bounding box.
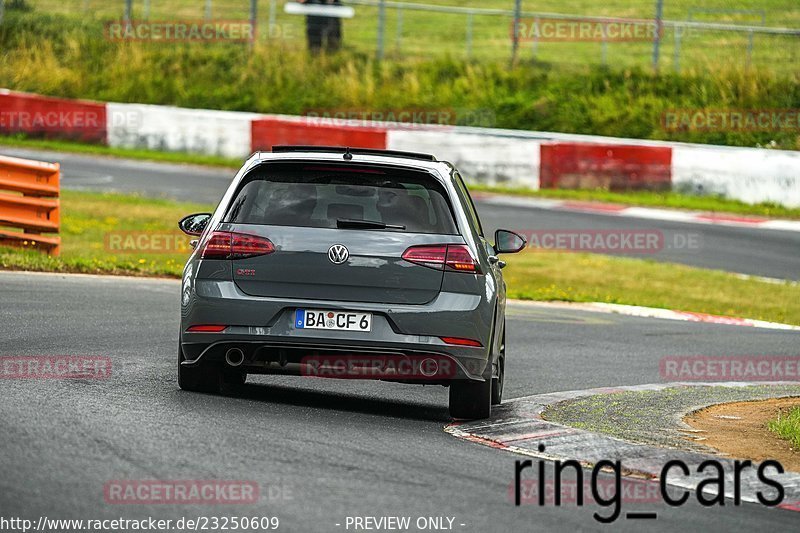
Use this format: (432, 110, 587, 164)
(446, 382, 800, 511)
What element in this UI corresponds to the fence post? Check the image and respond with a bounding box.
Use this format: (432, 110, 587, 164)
(0, 0, 5, 27)
(250, 0, 257, 49)
(143, 0, 150, 20)
(673, 25, 682, 72)
(376, 0, 386, 62)
(395, 6, 403, 52)
(205, 0, 212, 19)
(465, 12, 473, 58)
(652, 0, 664, 71)
(601, 22, 608, 66)
(124, 0, 133, 23)
(511, 0, 521, 66)
(268, 0, 277, 37)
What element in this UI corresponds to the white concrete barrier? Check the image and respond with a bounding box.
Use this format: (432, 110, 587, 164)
(387, 129, 541, 189)
(672, 145, 800, 208)
(4, 86, 785, 208)
(106, 103, 262, 159)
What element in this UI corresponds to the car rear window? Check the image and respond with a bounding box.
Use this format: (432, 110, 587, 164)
(224, 162, 458, 234)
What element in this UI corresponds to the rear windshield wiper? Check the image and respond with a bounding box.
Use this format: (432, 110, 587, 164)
(336, 218, 406, 230)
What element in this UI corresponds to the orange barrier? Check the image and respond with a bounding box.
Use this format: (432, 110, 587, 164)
(0, 155, 61, 255)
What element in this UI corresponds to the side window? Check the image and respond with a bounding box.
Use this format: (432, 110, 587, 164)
(454, 172, 484, 237)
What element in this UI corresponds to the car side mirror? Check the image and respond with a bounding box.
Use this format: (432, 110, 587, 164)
(494, 229, 526, 254)
(178, 213, 212, 236)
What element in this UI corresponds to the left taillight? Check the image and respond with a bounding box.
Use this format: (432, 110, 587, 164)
(200, 231, 275, 259)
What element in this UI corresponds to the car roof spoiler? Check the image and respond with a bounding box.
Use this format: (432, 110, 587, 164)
(270, 145, 437, 162)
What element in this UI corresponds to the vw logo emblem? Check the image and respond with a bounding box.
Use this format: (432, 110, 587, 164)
(328, 244, 349, 265)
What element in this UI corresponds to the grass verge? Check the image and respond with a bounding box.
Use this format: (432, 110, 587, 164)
(1, 189, 798, 325)
(4, 136, 799, 220)
(503, 251, 800, 325)
(0, 190, 213, 277)
(769, 406, 800, 450)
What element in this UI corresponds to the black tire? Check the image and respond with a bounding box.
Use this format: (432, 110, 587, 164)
(491, 330, 505, 406)
(449, 378, 492, 420)
(177, 343, 222, 393)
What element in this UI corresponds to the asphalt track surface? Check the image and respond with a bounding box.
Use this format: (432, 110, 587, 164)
(3, 146, 799, 280)
(1, 271, 799, 531)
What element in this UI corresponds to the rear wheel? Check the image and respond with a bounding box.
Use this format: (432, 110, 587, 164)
(449, 378, 492, 420)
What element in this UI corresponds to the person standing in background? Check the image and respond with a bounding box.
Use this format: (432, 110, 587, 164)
(301, 0, 342, 53)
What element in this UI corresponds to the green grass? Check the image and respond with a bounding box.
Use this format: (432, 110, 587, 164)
(0, 190, 214, 277)
(769, 406, 800, 450)
(503, 251, 800, 325)
(19, 0, 800, 69)
(1, 189, 798, 325)
(1, 8, 799, 150)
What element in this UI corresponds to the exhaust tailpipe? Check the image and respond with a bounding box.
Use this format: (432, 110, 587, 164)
(225, 347, 245, 367)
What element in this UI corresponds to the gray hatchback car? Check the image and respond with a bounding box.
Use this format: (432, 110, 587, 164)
(177, 146, 526, 419)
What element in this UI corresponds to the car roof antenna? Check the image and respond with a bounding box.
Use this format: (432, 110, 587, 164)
(343, 147, 353, 161)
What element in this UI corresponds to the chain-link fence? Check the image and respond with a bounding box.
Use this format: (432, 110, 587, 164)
(7, 0, 800, 73)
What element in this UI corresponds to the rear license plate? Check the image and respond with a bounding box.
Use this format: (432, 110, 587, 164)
(295, 309, 372, 332)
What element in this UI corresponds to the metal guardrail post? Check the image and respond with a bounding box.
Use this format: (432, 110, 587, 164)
(205, 0, 212, 20)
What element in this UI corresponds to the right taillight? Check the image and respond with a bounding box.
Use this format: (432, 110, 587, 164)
(200, 231, 275, 259)
(402, 244, 478, 273)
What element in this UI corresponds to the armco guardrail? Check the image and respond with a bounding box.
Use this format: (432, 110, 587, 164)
(0, 155, 61, 255)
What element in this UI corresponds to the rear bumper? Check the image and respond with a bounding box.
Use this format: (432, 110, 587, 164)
(180, 279, 494, 382)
